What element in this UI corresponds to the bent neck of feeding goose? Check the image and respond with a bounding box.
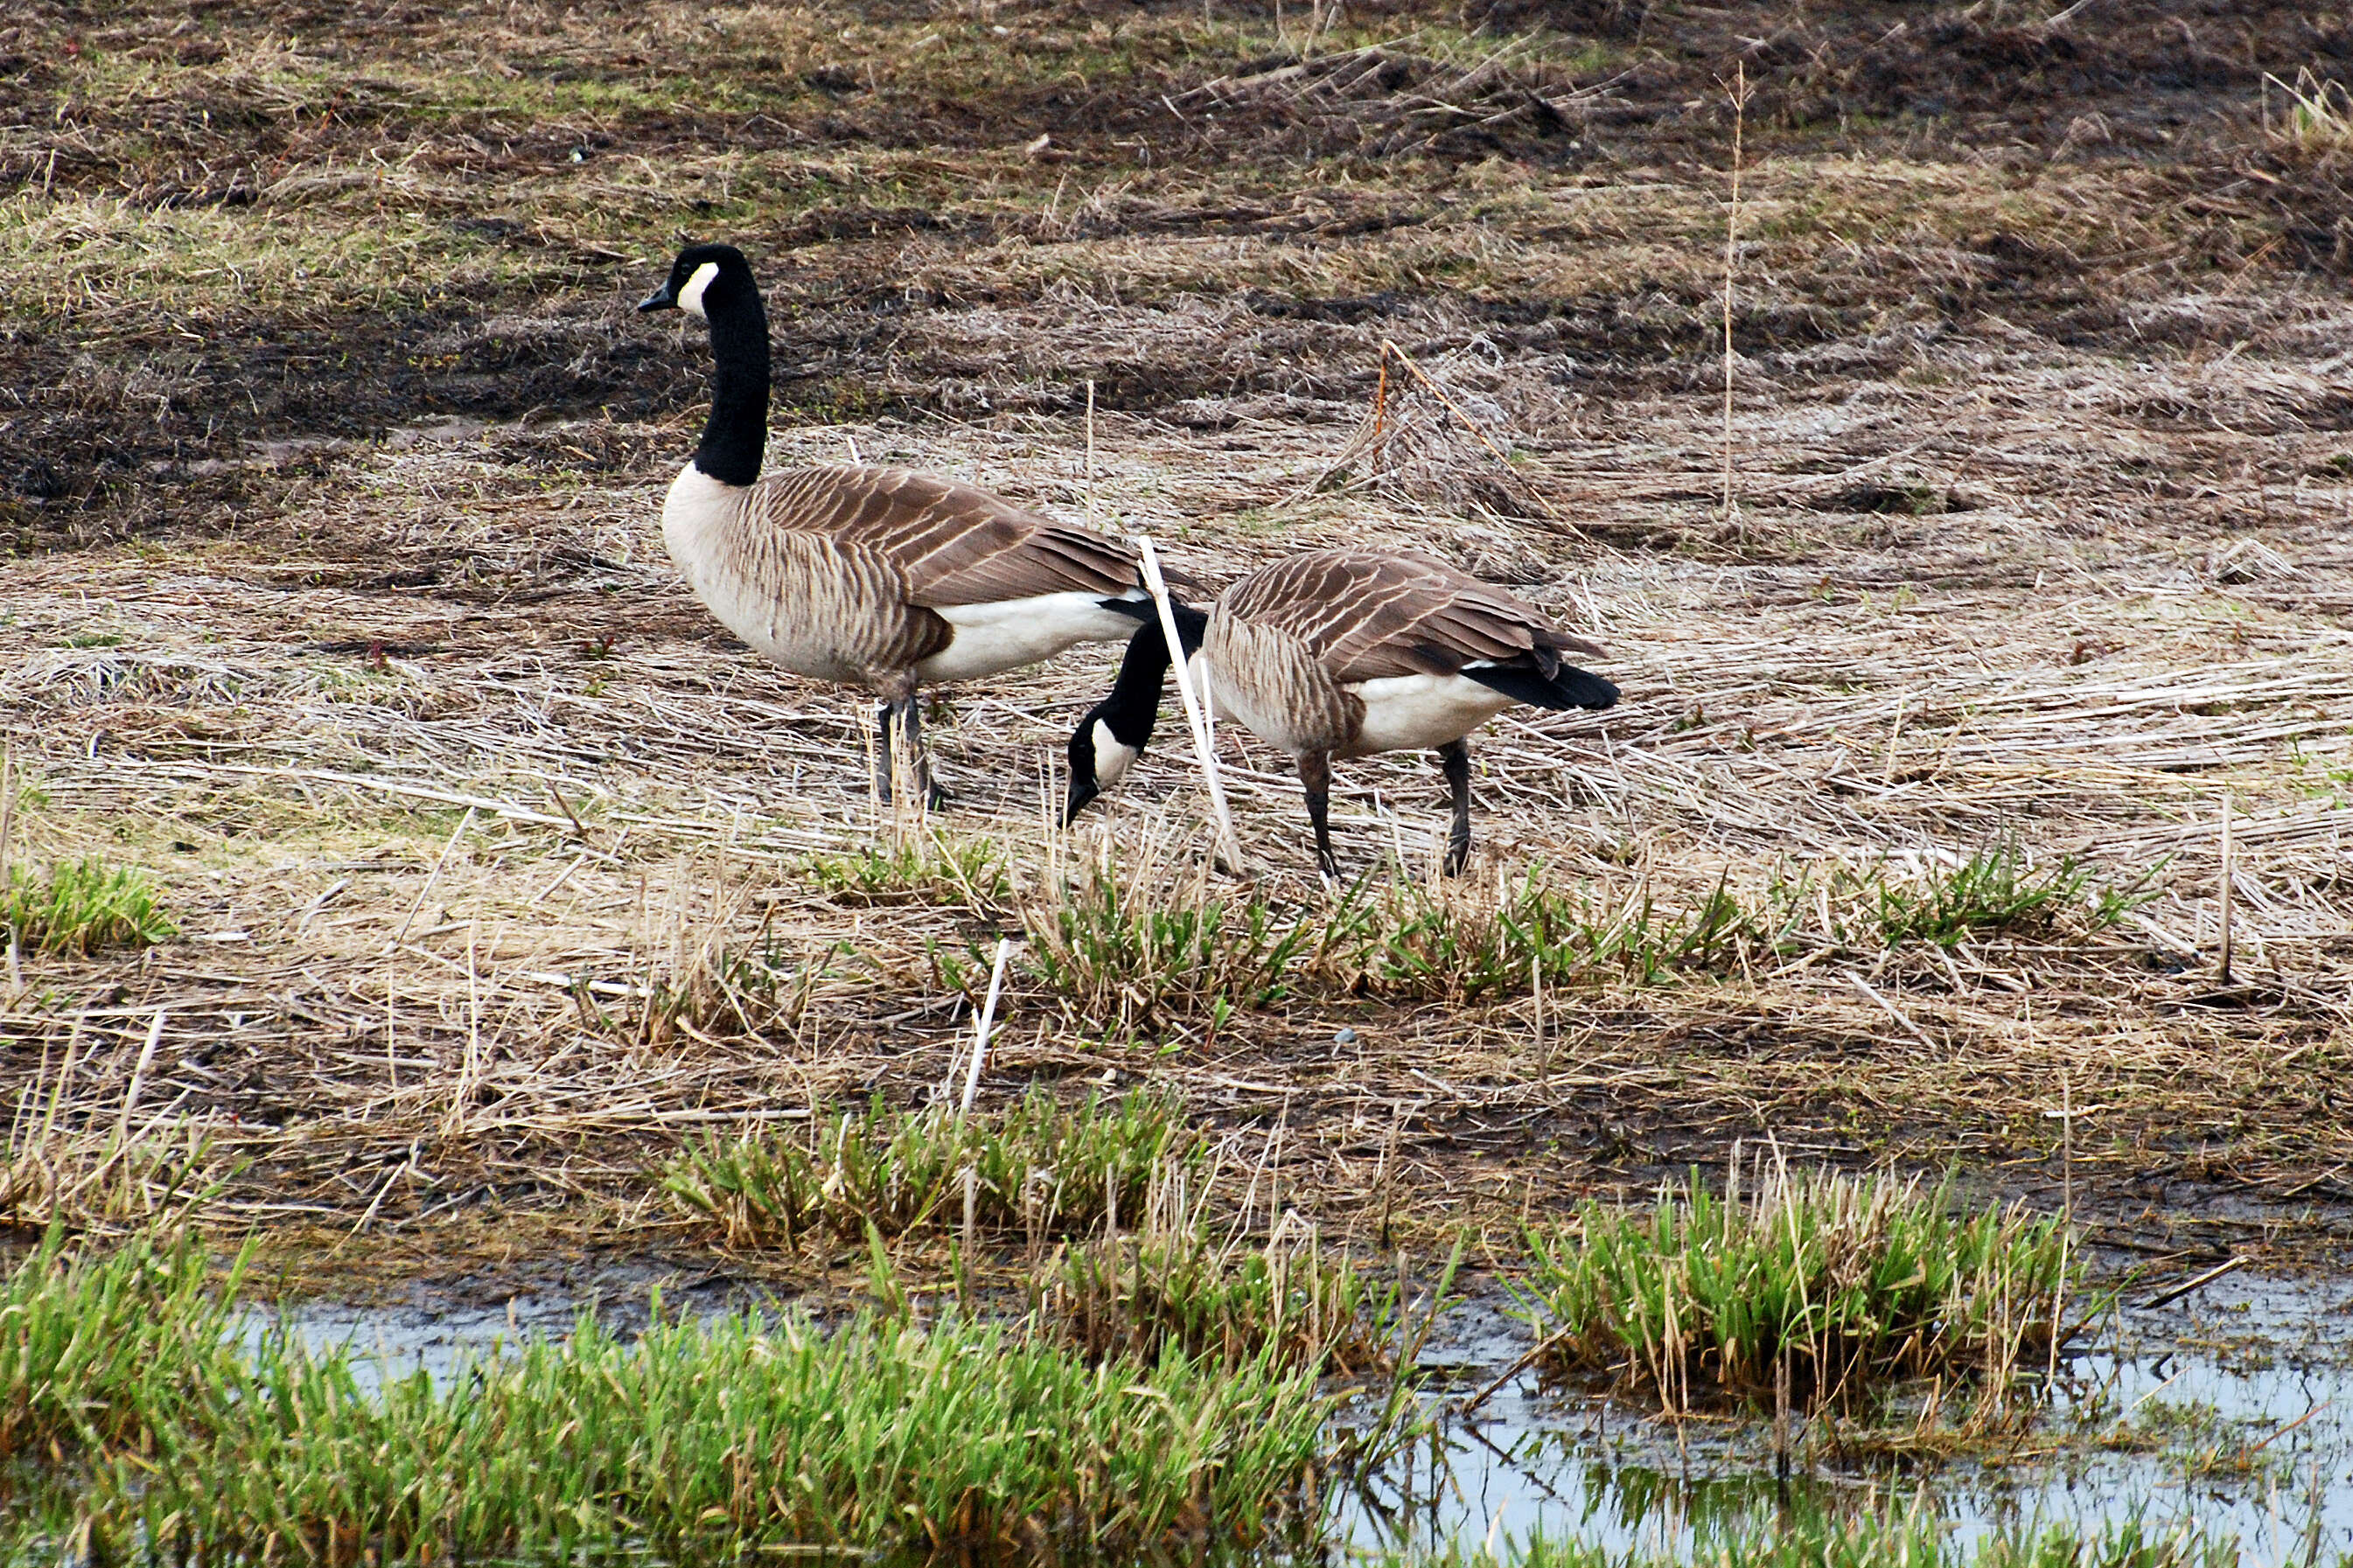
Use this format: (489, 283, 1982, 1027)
(1065, 603, 1207, 822)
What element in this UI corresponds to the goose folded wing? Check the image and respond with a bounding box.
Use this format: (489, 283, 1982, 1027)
(800, 465, 1140, 605)
(1232, 550, 1601, 682)
(910, 519, 1142, 607)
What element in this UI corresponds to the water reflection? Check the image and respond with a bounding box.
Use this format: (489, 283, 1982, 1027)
(1341, 1270, 2353, 1560)
(247, 1268, 2352, 1560)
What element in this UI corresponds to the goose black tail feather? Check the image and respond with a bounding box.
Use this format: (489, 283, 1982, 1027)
(1463, 661, 1620, 711)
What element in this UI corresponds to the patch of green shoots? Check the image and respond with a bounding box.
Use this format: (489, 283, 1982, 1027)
(2, 857, 173, 956)
(1343, 870, 1765, 1000)
(9, 1236, 1329, 1562)
(1518, 1153, 2081, 1413)
(1043, 1204, 1393, 1376)
(1016, 847, 2147, 1026)
(804, 832, 1008, 907)
(0, 1225, 243, 1462)
(1019, 860, 1764, 1023)
(664, 1086, 1201, 1248)
(1851, 847, 2140, 949)
(1021, 861, 1327, 1028)
(1759, 846, 2155, 956)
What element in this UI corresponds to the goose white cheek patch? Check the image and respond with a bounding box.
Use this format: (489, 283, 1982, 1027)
(1092, 721, 1139, 788)
(676, 261, 721, 318)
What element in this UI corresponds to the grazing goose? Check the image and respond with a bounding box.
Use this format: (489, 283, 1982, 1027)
(636, 242, 1164, 801)
(1065, 548, 1618, 878)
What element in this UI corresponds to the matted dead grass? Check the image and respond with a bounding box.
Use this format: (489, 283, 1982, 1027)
(3, 0, 2350, 1284)
(3, 311, 2349, 1277)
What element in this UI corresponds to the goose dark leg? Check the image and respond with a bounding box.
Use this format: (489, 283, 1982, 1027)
(872, 701, 899, 802)
(1299, 750, 1339, 884)
(877, 694, 949, 809)
(1438, 738, 1473, 875)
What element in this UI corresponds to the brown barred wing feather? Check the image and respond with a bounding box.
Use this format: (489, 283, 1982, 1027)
(755, 466, 1137, 607)
(1222, 549, 1600, 684)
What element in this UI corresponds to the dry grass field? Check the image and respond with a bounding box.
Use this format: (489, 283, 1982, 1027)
(3, 0, 2350, 1292)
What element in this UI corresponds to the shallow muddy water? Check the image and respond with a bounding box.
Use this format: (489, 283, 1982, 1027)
(250, 1268, 2353, 1558)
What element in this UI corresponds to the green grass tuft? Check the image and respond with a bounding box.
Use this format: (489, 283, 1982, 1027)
(663, 1087, 1201, 1248)
(1342, 871, 1763, 1000)
(2266, 69, 2353, 156)
(804, 833, 1009, 907)
(1014, 848, 2149, 1027)
(0, 1230, 1331, 1560)
(0, 1226, 242, 1464)
(1018, 861, 1762, 1024)
(1022, 862, 1324, 1028)
(86, 1302, 1326, 1560)
(2, 857, 173, 956)
(1043, 1212, 1393, 1376)
(1847, 847, 2142, 949)
(1518, 1154, 2081, 1413)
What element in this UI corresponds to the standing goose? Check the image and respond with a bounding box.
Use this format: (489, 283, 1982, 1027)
(1064, 548, 1618, 877)
(637, 242, 1164, 800)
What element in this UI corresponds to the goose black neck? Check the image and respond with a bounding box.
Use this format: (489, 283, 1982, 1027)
(1096, 605, 1206, 748)
(693, 284, 770, 488)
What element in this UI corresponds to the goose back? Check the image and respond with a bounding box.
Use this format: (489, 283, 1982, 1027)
(664, 463, 1149, 692)
(1205, 547, 1606, 758)
(1220, 549, 1601, 681)
(758, 465, 1138, 605)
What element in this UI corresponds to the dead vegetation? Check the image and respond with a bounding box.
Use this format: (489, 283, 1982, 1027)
(0, 0, 2348, 1279)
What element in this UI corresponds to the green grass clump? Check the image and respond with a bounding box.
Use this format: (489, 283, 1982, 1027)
(1016, 847, 2147, 1026)
(1023, 865, 1326, 1028)
(2266, 68, 2353, 156)
(73, 1293, 1329, 1562)
(1021, 861, 1758, 1023)
(804, 833, 1008, 907)
(0, 1227, 241, 1461)
(1847, 847, 2136, 949)
(0, 1231, 1330, 1561)
(1044, 1216, 1393, 1376)
(664, 1087, 1201, 1248)
(1519, 1156, 2078, 1413)
(1755, 846, 2154, 956)
(2, 857, 173, 955)
(1344, 872, 1762, 1000)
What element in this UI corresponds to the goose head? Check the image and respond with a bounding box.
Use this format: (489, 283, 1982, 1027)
(638, 242, 757, 321)
(1064, 704, 1142, 825)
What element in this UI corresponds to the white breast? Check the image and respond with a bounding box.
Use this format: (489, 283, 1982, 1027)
(661, 463, 872, 682)
(916, 590, 1145, 684)
(662, 463, 743, 575)
(662, 463, 777, 649)
(1344, 672, 1518, 756)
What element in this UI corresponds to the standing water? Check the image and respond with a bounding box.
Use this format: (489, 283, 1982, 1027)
(1340, 1270, 2353, 1560)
